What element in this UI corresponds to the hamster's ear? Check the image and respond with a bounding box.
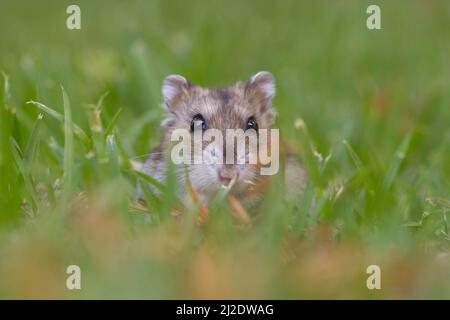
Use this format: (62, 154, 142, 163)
(245, 71, 275, 110)
(162, 74, 191, 112)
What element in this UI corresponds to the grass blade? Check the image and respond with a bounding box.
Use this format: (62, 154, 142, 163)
(62, 86, 75, 196)
(134, 170, 165, 192)
(2, 71, 11, 107)
(342, 139, 363, 172)
(95, 91, 109, 110)
(27, 100, 61, 119)
(292, 181, 314, 235)
(104, 108, 122, 137)
(24, 113, 44, 167)
(383, 130, 412, 190)
(10, 138, 38, 216)
(27, 100, 90, 146)
(106, 134, 120, 177)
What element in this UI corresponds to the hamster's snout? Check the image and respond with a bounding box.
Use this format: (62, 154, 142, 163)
(217, 165, 238, 185)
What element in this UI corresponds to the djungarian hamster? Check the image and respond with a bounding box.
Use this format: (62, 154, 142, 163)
(141, 71, 306, 217)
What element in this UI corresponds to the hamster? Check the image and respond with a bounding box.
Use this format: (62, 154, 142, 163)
(141, 71, 306, 213)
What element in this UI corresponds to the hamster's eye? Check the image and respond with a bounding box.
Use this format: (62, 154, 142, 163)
(245, 117, 258, 131)
(191, 114, 206, 132)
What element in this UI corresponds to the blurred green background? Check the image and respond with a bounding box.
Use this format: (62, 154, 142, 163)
(0, 0, 449, 298)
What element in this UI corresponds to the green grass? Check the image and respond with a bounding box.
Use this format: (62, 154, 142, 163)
(0, 0, 449, 298)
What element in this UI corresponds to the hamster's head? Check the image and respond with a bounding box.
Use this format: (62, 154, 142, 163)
(160, 71, 277, 196)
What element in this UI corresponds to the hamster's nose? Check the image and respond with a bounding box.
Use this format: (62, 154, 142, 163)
(217, 166, 238, 185)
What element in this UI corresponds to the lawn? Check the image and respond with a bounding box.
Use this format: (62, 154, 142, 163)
(0, 0, 449, 299)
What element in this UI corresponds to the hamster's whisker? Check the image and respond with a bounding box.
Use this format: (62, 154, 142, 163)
(131, 152, 166, 159)
(243, 180, 257, 185)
